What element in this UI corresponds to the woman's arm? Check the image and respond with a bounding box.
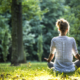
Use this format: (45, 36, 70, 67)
(75, 54, 80, 60)
(72, 38, 80, 60)
(44, 53, 54, 62)
(44, 38, 55, 62)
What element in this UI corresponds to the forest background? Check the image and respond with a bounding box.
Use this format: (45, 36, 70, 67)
(0, 0, 80, 63)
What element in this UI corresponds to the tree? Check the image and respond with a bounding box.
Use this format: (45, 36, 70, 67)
(22, 0, 46, 61)
(11, 0, 26, 65)
(37, 34, 43, 62)
(0, 15, 11, 62)
(0, 0, 45, 62)
(23, 20, 35, 58)
(0, 0, 12, 62)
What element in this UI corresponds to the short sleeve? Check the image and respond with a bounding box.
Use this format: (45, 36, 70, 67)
(50, 38, 56, 54)
(72, 38, 78, 56)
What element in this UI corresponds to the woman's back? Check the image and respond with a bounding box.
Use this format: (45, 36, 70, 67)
(51, 36, 78, 72)
(45, 18, 80, 73)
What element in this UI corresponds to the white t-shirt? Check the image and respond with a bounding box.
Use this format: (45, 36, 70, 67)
(50, 36, 78, 72)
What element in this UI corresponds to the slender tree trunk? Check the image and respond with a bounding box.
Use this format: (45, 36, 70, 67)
(11, 0, 26, 66)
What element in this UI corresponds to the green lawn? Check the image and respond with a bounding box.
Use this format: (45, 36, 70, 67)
(0, 62, 80, 80)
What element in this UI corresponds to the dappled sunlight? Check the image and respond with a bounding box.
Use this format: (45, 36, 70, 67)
(0, 62, 80, 80)
(34, 75, 60, 80)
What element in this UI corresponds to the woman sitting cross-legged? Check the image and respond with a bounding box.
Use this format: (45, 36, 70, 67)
(44, 18, 80, 73)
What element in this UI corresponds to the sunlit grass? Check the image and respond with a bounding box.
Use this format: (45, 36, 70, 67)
(0, 62, 80, 80)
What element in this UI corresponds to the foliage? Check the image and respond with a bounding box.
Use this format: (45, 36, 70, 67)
(39, 0, 66, 57)
(22, 0, 47, 20)
(0, 0, 45, 62)
(0, 0, 80, 62)
(21, 0, 46, 61)
(0, 0, 12, 13)
(23, 20, 35, 57)
(62, 0, 80, 53)
(37, 34, 43, 62)
(22, 0, 45, 60)
(69, 0, 80, 52)
(0, 15, 11, 62)
(0, 62, 80, 80)
(29, 16, 44, 58)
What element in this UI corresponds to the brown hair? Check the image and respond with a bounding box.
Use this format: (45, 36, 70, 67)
(56, 18, 70, 33)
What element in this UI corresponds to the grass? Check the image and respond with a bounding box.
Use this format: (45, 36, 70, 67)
(0, 62, 80, 80)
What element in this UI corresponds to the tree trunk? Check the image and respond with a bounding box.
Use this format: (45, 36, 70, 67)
(11, 0, 26, 66)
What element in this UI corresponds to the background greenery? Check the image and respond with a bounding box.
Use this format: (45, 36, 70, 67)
(0, 0, 80, 62)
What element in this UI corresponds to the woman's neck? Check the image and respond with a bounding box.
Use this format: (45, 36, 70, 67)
(60, 33, 66, 36)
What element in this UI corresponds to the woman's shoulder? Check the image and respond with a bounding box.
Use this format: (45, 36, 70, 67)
(67, 37, 76, 42)
(51, 36, 60, 42)
(52, 36, 59, 40)
(52, 36, 76, 40)
(67, 36, 75, 39)
(52, 36, 75, 41)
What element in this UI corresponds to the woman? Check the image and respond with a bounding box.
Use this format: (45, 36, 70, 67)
(44, 18, 80, 73)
